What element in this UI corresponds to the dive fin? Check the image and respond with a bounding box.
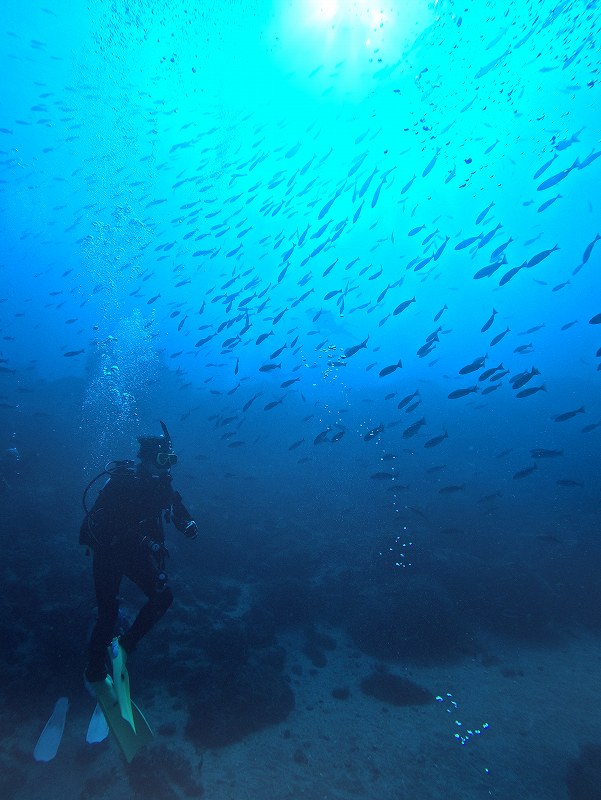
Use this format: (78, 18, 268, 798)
(109, 637, 135, 732)
(86, 702, 109, 744)
(33, 697, 69, 762)
(91, 677, 153, 763)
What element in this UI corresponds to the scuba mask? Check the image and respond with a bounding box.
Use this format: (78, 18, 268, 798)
(137, 421, 178, 469)
(156, 450, 178, 467)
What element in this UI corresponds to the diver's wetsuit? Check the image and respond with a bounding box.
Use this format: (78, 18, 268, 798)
(81, 463, 195, 682)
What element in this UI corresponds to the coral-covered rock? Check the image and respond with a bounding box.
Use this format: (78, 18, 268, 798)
(360, 669, 433, 706)
(567, 744, 601, 800)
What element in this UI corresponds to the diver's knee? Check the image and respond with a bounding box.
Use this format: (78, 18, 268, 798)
(163, 586, 174, 610)
(154, 585, 173, 614)
(97, 596, 119, 623)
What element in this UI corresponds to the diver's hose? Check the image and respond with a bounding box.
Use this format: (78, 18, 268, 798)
(81, 459, 135, 515)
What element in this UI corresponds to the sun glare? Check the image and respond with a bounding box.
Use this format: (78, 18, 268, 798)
(310, 0, 339, 22)
(305, 0, 390, 31)
(273, 0, 431, 101)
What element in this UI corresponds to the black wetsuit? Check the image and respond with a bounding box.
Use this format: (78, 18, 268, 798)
(81, 463, 196, 682)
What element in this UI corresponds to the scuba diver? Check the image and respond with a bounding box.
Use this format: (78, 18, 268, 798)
(81, 421, 198, 685)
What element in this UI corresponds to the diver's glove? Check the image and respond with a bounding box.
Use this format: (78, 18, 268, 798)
(172, 491, 197, 538)
(183, 520, 198, 540)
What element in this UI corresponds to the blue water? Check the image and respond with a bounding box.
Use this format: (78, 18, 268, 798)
(1, 0, 601, 797)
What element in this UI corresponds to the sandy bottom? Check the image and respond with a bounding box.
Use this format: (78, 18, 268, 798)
(7, 627, 601, 800)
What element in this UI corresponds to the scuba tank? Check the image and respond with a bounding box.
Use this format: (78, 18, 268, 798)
(80, 460, 135, 547)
